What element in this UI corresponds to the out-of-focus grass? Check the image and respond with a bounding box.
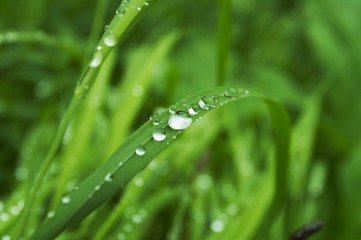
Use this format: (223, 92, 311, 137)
(1, 0, 361, 239)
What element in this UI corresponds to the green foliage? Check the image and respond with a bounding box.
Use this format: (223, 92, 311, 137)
(1, 0, 361, 239)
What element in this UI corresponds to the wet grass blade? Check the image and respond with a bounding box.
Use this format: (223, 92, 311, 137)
(29, 87, 290, 239)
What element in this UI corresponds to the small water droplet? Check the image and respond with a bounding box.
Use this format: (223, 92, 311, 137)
(134, 177, 144, 187)
(104, 33, 117, 47)
(116, 9, 126, 17)
(96, 45, 102, 51)
(188, 105, 200, 115)
(152, 118, 160, 126)
(152, 129, 166, 141)
(9, 206, 20, 215)
(123, 224, 133, 233)
(168, 111, 192, 130)
(61, 196, 71, 204)
(144, 1, 150, 6)
(135, 146, 146, 156)
(198, 96, 216, 110)
(137, 6, 142, 11)
(104, 173, 114, 182)
(89, 52, 103, 68)
(118, 161, 124, 167)
(47, 211, 55, 218)
(0, 213, 9, 222)
(224, 87, 239, 98)
(211, 219, 225, 232)
(132, 214, 142, 223)
(94, 185, 101, 191)
(168, 105, 176, 113)
(104, 25, 109, 30)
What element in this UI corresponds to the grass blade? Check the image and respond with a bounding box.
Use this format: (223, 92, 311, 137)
(29, 87, 290, 239)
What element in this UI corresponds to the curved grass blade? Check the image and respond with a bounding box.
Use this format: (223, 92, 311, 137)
(30, 87, 290, 239)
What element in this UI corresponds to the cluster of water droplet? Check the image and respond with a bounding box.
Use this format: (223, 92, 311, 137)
(0, 200, 25, 223)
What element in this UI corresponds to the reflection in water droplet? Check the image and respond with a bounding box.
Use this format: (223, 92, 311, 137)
(61, 196, 71, 204)
(153, 129, 166, 141)
(104, 33, 117, 47)
(89, 52, 103, 68)
(199, 96, 216, 110)
(116, 9, 126, 18)
(135, 146, 146, 156)
(211, 219, 225, 232)
(188, 105, 200, 115)
(105, 173, 114, 182)
(168, 111, 192, 130)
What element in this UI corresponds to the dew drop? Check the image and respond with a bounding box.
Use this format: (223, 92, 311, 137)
(47, 211, 55, 218)
(104, 33, 117, 47)
(96, 45, 102, 51)
(61, 196, 71, 204)
(188, 104, 200, 115)
(144, 1, 150, 6)
(132, 214, 142, 223)
(134, 177, 144, 187)
(94, 185, 101, 191)
(137, 6, 142, 11)
(168, 105, 176, 113)
(168, 111, 192, 130)
(89, 52, 103, 68)
(116, 9, 126, 17)
(135, 146, 146, 156)
(198, 96, 216, 110)
(152, 129, 166, 141)
(104, 25, 109, 30)
(9, 206, 20, 215)
(118, 161, 124, 167)
(224, 87, 239, 98)
(152, 118, 160, 126)
(104, 173, 114, 182)
(2, 235, 11, 240)
(0, 213, 9, 222)
(211, 219, 225, 232)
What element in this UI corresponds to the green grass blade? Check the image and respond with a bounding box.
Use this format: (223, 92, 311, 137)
(29, 87, 290, 239)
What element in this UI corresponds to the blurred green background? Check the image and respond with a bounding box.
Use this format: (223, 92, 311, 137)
(1, 0, 361, 239)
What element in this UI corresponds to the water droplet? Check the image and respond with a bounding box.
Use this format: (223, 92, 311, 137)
(196, 174, 213, 190)
(144, 1, 150, 6)
(104, 173, 114, 182)
(224, 87, 239, 98)
(0, 213, 9, 222)
(94, 185, 101, 191)
(132, 214, 142, 223)
(198, 96, 216, 110)
(104, 33, 117, 47)
(104, 25, 109, 30)
(188, 105, 200, 115)
(47, 211, 55, 218)
(134, 177, 144, 187)
(168, 111, 192, 130)
(2, 235, 11, 240)
(116, 9, 126, 17)
(135, 146, 146, 156)
(9, 206, 19, 215)
(61, 196, 71, 204)
(152, 118, 160, 126)
(168, 105, 176, 113)
(15, 167, 28, 180)
(244, 90, 249, 95)
(152, 129, 166, 141)
(226, 203, 239, 216)
(89, 52, 103, 68)
(117, 233, 126, 240)
(211, 219, 225, 232)
(123, 224, 133, 233)
(118, 161, 124, 167)
(96, 45, 102, 51)
(137, 6, 142, 11)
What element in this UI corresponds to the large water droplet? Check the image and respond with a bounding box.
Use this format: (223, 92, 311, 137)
(224, 87, 239, 98)
(168, 111, 192, 130)
(135, 146, 146, 156)
(104, 33, 117, 47)
(61, 196, 71, 204)
(153, 129, 166, 141)
(89, 52, 103, 68)
(198, 96, 216, 110)
(2, 235, 11, 240)
(104, 173, 114, 182)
